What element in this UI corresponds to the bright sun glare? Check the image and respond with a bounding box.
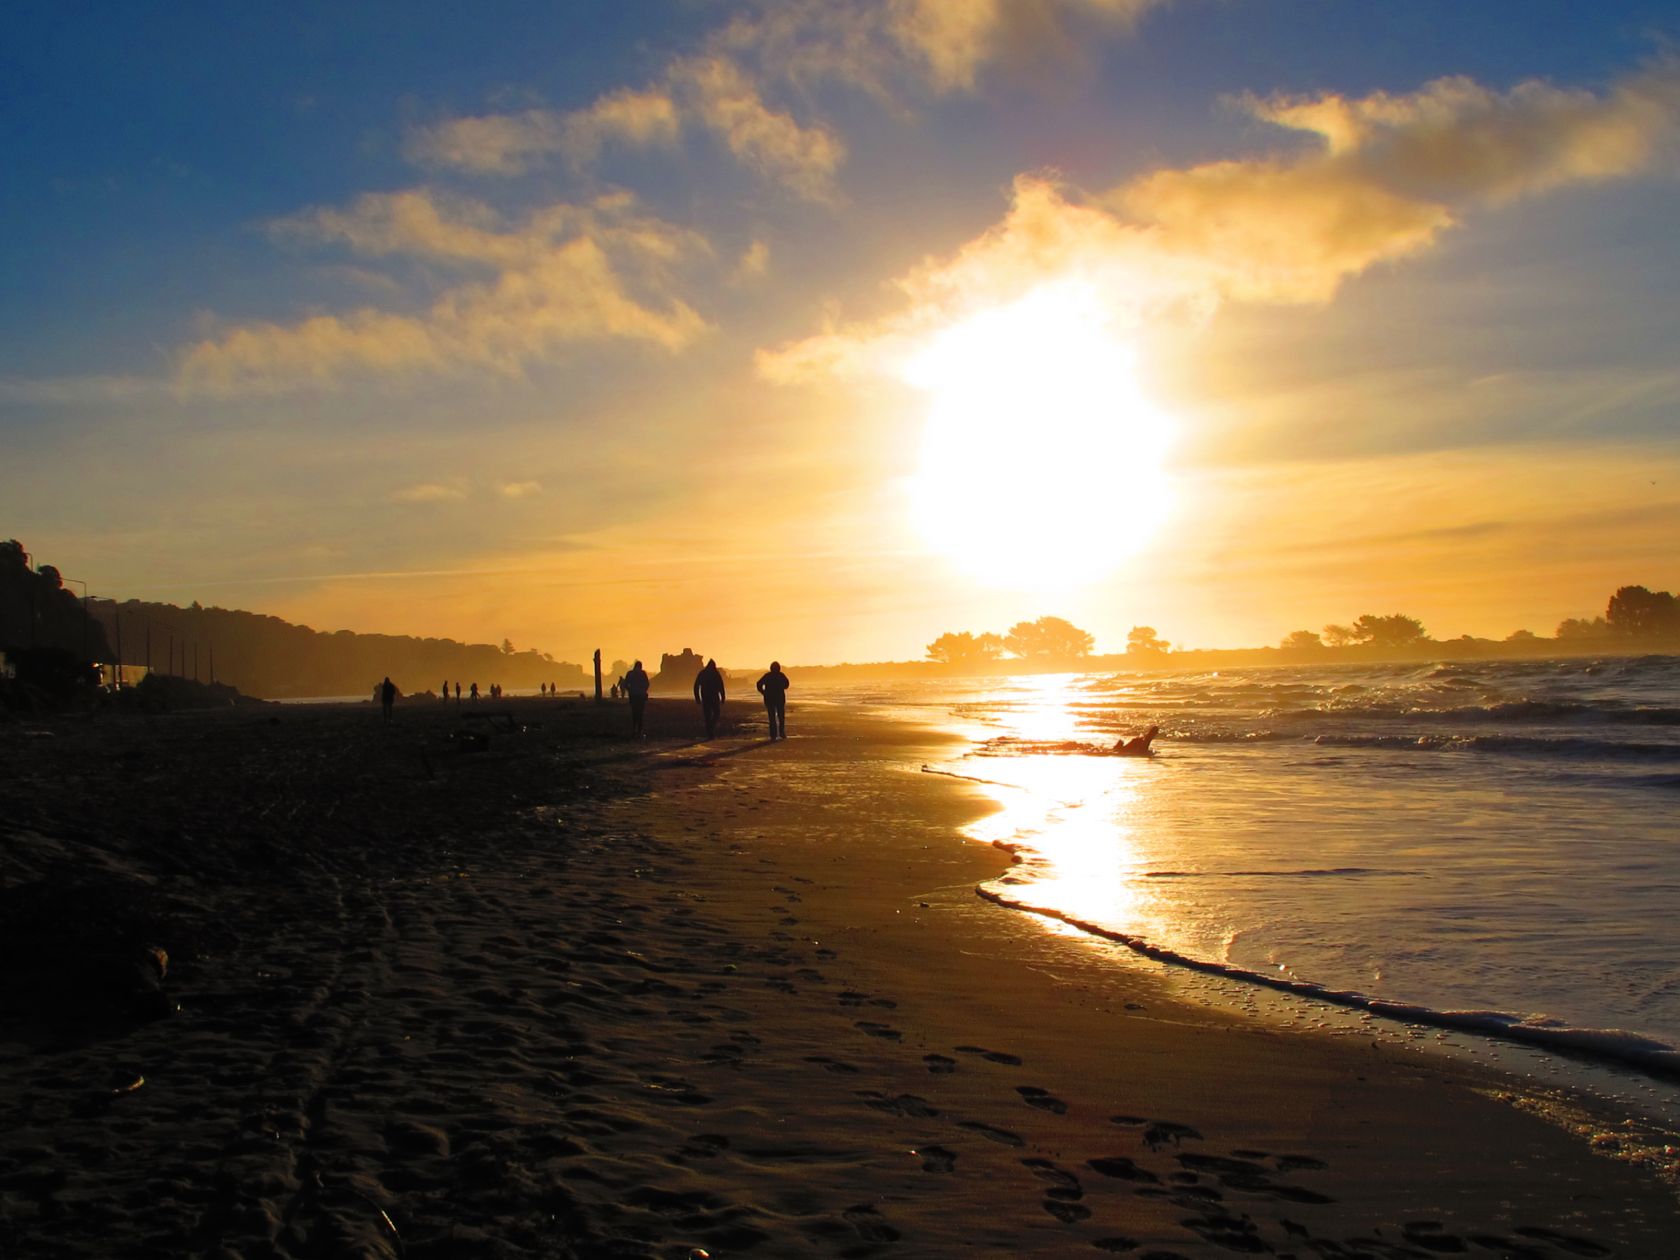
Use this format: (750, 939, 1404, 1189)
(905, 282, 1175, 589)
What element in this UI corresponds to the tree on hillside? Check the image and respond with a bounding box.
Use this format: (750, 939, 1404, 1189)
(1322, 624, 1356, 646)
(1606, 585, 1680, 637)
(1280, 630, 1324, 651)
(926, 631, 1005, 667)
(1505, 629, 1537, 642)
(1556, 616, 1609, 640)
(1350, 613, 1429, 647)
(1005, 616, 1094, 660)
(501, 638, 515, 654)
(1126, 625, 1169, 655)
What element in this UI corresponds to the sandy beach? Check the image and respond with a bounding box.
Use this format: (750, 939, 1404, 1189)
(3, 697, 1677, 1258)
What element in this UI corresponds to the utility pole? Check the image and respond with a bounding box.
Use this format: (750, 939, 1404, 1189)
(594, 649, 603, 701)
(114, 610, 124, 687)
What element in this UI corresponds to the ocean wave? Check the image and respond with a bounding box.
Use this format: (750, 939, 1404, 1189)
(1312, 733, 1680, 760)
(1266, 700, 1680, 725)
(1171, 730, 1297, 744)
(976, 882, 1680, 1080)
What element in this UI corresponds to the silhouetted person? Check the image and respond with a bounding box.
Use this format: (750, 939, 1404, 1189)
(694, 658, 726, 739)
(454, 681, 461, 702)
(442, 679, 449, 702)
(380, 676, 397, 723)
(1113, 725, 1158, 756)
(624, 660, 651, 737)
(610, 681, 620, 700)
(756, 661, 789, 740)
(469, 682, 479, 702)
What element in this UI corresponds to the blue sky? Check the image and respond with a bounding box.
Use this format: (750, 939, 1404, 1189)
(4, 2, 1679, 663)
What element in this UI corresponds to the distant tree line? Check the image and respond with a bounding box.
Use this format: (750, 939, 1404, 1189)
(926, 616, 1095, 668)
(83, 597, 589, 699)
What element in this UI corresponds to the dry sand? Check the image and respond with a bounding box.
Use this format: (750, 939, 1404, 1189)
(2, 696, 1676, 1258)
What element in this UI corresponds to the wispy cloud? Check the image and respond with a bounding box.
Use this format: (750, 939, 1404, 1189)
(404, 88, 681, 175)
(497, 480, 542, 499)
(671, 54, 847, 202)
(177, 191, 711, 394)
(401, 1, 1163, 198)
(389, 483, 467, 504)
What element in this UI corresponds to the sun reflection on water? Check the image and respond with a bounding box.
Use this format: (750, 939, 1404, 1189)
(952, 675, 1164, 936)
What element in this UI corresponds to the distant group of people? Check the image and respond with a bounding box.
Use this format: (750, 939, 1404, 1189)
(612, 658, 789, 742)
(377, 658, 796, 746)
(431, 680, 572, 703)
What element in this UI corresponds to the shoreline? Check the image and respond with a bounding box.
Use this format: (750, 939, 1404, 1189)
(3, 697, 1677, 1255)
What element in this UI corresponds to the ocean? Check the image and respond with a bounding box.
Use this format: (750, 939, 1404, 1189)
(813, 655, 1680, 1122)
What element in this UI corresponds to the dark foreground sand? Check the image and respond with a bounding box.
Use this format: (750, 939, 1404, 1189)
(2, 697, 1676, 1258)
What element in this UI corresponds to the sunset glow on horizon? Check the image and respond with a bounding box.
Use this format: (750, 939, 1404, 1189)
(5, 3, 1678, 666)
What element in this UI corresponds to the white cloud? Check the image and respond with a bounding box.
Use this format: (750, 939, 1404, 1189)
(498, 480, 542, 499)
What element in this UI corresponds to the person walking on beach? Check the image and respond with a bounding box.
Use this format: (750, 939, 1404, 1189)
(379, 676, 397, 723)
(756, 661, 789, 740)
(443, 679, 450, 703)
(454, 681, 461, 702)
(469, 682, 479, 702)
(693, 658, 726, 739)
(623, 660, 651, 738)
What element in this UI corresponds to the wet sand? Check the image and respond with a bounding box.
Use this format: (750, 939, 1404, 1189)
(2, 697, 1676, 1257)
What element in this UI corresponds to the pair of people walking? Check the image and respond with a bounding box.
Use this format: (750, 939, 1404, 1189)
(696, 658, 788, 740)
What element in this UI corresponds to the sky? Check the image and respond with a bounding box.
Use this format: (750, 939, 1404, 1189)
(4, 1, 1679, 666)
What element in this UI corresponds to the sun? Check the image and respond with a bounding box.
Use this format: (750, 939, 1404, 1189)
(903, 282, 1175, 589)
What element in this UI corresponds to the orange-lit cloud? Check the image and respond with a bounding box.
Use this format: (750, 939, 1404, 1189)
(762, 60, 1680, 379)
(389, 482, 466, 504)
(670, 55, 847, 201)
(404, 88, 681, 175)
(177, 192, 710, 392)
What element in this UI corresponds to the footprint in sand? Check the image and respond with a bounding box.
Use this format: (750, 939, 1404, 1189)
(954, 1045, 1023, 1065)
(803, 1055, 860, 1075)
(1177, 1152, 1333, 1204)
(956, 1120, 1024, 1147)
(841, 1204, 900, 1242)
(1015, 1085, 1068, 1115)
(1087, 1156, 1160, 1184)
(1042, 1198, 1092, 1224)
(1091, 1237, 1140, 1252)
(915, 1145, 957, 1173)
(922, 1054, 957, 1074)
(856, 1091, 940, 1119)
(854, 1020, 902, 1041)
(1141, 1120, 1203, 1149)
(1021, 1158, 1082, 1196)
(1182, 1212, 1267, 1252)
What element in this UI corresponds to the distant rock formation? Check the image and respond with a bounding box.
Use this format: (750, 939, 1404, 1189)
(651, 648, 706, 692)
